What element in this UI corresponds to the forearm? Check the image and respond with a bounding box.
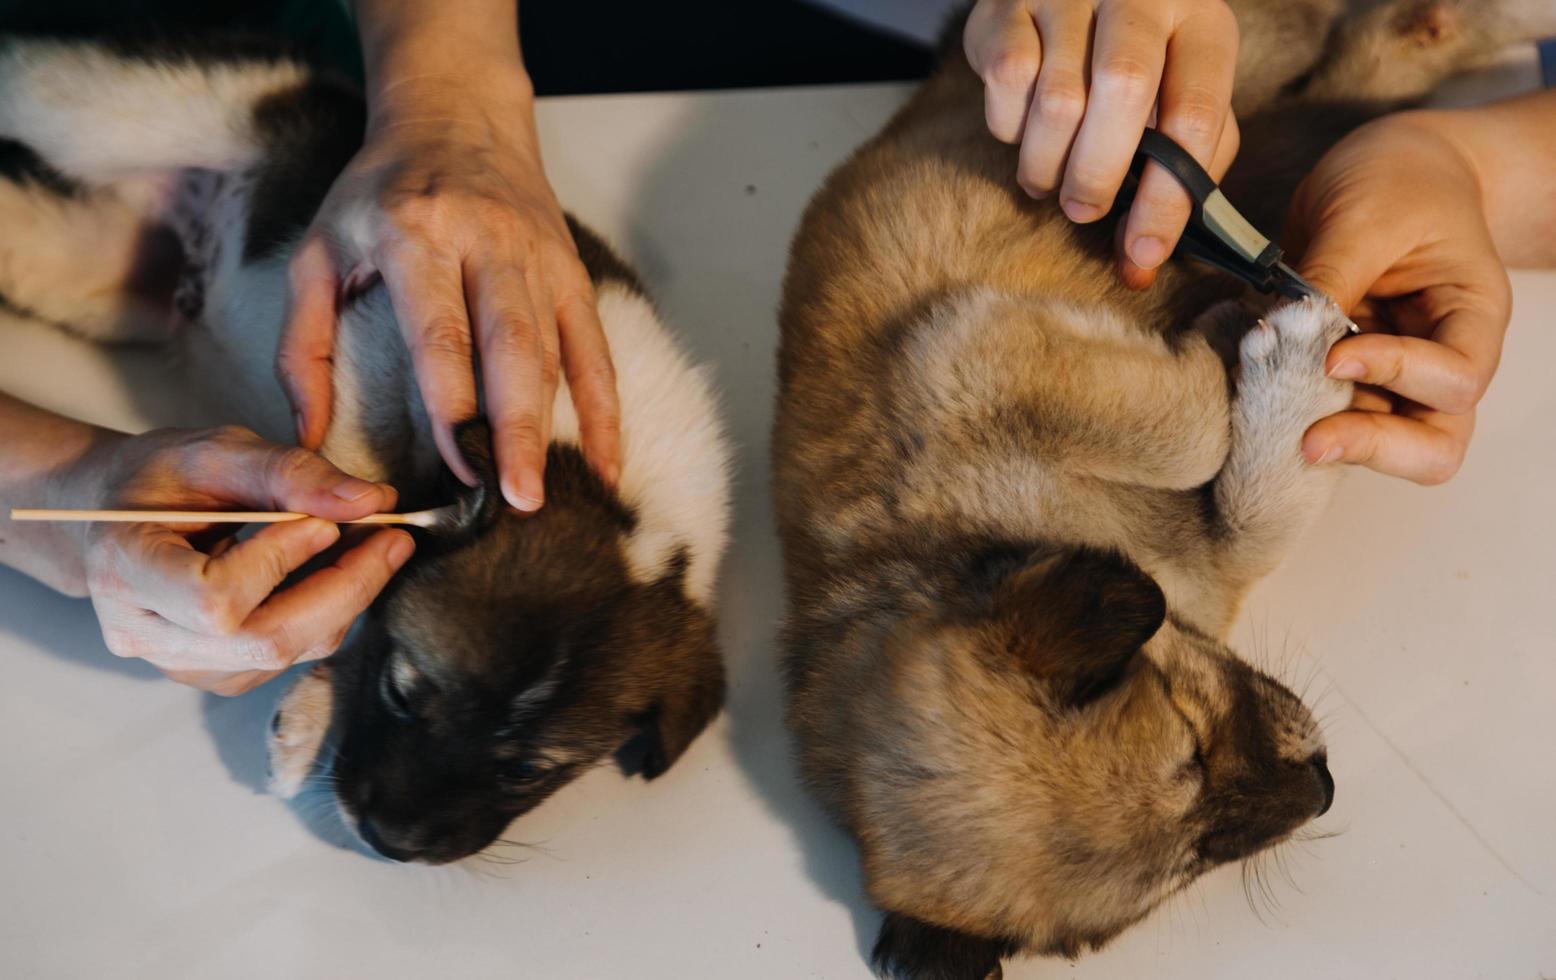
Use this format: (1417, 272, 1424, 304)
(1411, 91, 1556, 269)
(0, 393, 118, 595)
(350, 0, 530, 114)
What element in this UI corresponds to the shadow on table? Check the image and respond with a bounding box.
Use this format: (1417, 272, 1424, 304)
(606, 92, 892, 967)
(0, 566, 162, 682)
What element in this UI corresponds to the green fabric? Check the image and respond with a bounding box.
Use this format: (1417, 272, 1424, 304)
(0, 0, 363, 81)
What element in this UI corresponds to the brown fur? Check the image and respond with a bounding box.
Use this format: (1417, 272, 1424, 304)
(773, 1, 1543, 976)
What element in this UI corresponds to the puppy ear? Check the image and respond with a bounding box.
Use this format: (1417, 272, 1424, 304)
(871, 912, 1012, 980)
(994, 548, 1166, 708)
(617, 589, 726, 780)
(421, 418, 505, 550)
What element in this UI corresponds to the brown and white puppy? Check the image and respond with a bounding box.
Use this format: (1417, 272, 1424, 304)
(774, 1, 1548, 976)
(0, 37, 732, 865)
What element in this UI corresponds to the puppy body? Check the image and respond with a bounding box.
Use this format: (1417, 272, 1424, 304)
(0, 38, 731, 863)
(775, 1, 1548, 975)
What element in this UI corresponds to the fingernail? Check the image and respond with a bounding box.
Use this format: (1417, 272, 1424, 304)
(1309, 444, 1343, 465)
(331, 477, 378, 502)
(601, 463, 621, 488)
(386, 532, 415, 568)
(292, 411, 307, 442)
(503, 474, 544, 513)
(1062, 199, 1103, 223)
(1128, 236, 1168, 270)
(1328, 358, 1365, 380)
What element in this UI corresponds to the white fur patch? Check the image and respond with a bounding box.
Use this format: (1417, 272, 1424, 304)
(0, 39, 305, 179)
(548, 284, 733, 608)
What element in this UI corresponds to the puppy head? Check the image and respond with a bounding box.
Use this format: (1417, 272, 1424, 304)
(327, 422, 725, 864)
(844, 548, 1331, 974)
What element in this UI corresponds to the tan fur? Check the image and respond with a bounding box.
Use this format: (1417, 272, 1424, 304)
(774, 1, 1540, 974)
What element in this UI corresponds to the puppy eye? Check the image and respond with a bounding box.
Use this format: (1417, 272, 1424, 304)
(380, 667, 414, 721)
(509, 760, 543, 782)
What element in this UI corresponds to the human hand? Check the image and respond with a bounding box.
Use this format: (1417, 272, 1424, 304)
(964, 0, 1241, 284)
(278, 66, 620, 512)
(54, 426, 413, 695)
(1286, 112, 1511, 485)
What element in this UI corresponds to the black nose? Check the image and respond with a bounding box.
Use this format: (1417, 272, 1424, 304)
(358, 816, 417, 863)
(1310, 754, 1335, 817)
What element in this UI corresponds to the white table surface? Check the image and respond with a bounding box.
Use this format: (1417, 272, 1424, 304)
(2, 80, 1553, 980)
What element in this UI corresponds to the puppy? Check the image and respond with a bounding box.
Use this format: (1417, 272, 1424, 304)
(773, 1, 1548, 976)
(0, 36, 732, 865)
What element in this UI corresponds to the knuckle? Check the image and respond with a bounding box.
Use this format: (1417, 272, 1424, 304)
(985, 49, 1039, 92)
(1167, 94, 1225, 146)
(538, 347, 562, 389)
(1092, 59, 1157, 104)
(195, 592, 243, 636)
(414, 318, 474, 362)
(267, 446, 322, 492)
(1419, 448, 1464, 486)
(243, 633, 291, 672)
(1033, 78, 1086, 125)
(102, 627, 141, 660)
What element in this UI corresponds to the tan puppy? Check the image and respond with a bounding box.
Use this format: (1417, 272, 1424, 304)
(774, 1, 1549, 977)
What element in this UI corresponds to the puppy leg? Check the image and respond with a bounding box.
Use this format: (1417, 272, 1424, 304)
(1211, 297, 1353, 584)
(267, 663, 334, 799)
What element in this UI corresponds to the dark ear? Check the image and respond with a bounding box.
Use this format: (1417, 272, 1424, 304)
(871, 913, 1013, 980)
(420, 418, 505, 550)
(994, 548, 1166, 709)
(619, 597, 726, 781)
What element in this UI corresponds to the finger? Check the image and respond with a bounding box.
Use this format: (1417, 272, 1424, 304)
(556, 280, 621, 485)
(1322, 328, 1494, 416)
(966, 1, 1043, 143)
(244, 529, 416, 668)
(378, 245, 481, 486)
(1061, 6, 1168, 221)
(467, 256, 547, 511)
(1302, 408, 1473, 486)
(1121, 7, 1239, 270)
(117, 519, 339, 634)
(1286, 191, 1393, 316)
(198, 519, 343, 632)
(278, 236, 341, 450)
(181, 433, 394, 521)
(1016, 3, 1093, 198)
(163, 667, 281, 697)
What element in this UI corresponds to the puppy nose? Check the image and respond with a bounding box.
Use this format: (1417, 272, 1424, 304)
(1309, 754, 1335, 817)
(358, 816, 417, 863)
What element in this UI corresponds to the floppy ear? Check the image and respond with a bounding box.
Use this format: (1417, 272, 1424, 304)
(994, 548, 1166, 708)
(616, 585, 727, 780)
(642, 612, 726, 780)
(419, 418, 505, 551)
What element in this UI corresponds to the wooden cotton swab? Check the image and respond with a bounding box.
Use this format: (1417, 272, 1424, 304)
(7, 507, 457, 529)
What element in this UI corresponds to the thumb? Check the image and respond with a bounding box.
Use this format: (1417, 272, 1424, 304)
(182, 434, 396, 522)
(277, 235, 341, 451)
(1285, 190, 1392, 317)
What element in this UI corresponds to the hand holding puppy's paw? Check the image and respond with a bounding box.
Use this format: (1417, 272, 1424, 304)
(1237, 297, 1355, 443)
(266, 664, 334, 799)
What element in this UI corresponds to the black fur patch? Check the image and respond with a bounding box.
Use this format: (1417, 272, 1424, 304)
(243, 76, 366, 261)
(0, 138, 79, 197)
(566, 215, 648, 294)
(872, 913, 1017, 980)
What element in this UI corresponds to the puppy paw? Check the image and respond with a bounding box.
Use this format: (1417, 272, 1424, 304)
(1237, 296, 1354, 428)
(267, 663, 333, 799)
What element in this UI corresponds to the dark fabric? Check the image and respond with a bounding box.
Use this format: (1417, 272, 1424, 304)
(0, 0, 934, 94)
